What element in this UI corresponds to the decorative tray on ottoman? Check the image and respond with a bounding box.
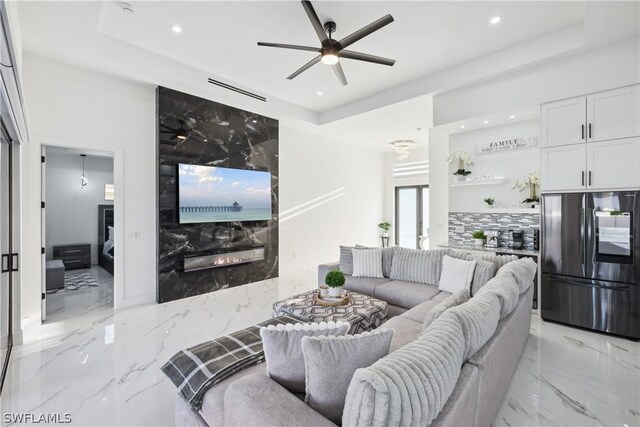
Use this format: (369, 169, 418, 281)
(315, 292, 351, 307)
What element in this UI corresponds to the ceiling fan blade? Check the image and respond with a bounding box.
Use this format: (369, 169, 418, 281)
(336, 14, 394, 50)
(332, 62, 348, 86)
(301, 1, 330, 47)
(257, 42, 321, 53)
(339, 50, 395, 66)
(287, 55, 322, 80)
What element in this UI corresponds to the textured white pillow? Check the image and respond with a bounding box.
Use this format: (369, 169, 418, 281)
(351, 248, 384, 278)
(438, 255, 477, 293)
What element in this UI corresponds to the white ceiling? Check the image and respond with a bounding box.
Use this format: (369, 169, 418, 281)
(15, 1, 639, 152)
(94, 1, 585, 112)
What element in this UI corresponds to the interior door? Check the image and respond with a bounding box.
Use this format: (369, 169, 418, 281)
(541, 144, 586, 192)
(586, 138, 640, 190)
(541, 96, 586, 147)
(587, 85, 640, 142)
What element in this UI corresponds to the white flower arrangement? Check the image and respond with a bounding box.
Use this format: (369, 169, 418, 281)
(446, 149, 474, 168)
(513, 172, 540, 203)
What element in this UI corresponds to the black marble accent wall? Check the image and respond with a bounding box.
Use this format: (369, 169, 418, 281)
(157, 87, 278, 303)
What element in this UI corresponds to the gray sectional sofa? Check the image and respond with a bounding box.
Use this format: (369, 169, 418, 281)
(175, 248, 536, 427)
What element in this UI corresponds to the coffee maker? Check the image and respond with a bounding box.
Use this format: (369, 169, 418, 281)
(511, 230, 524, 249)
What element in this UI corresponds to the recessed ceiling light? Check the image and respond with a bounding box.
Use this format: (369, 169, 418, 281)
(252, 119, 257, 123)
(317, 91, 323, 96)
(120, 2, 134, 14)
(483, 120, 489, 124)
(172, 25, 182, 33)
(490, 16, 501, 25)
(460, 125, 465, 129)
(509, 115, 515, 119)
(204, 139, 208, 142)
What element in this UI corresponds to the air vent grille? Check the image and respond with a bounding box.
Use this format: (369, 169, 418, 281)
(207, 78, 266, 102)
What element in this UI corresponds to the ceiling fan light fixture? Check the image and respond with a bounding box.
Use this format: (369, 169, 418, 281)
(321, 53, 339, 65)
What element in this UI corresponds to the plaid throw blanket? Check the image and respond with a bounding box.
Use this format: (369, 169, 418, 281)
(161, 315, 304, 410)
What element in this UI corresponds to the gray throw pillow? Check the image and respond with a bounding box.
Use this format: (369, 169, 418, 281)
(422, 288, 471, 331)
(301, 328, 395, 424)
(390, 248, 449, 285)
(381, 246, 395, 278)
(260, 321, 350, 393)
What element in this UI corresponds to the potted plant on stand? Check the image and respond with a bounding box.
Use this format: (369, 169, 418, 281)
(325, 270, 346, 298)
(472, 230, 486, 247)
(447, 149, 473, 182)
(513, 172, 540, 207)
(378, 222, 391, 237)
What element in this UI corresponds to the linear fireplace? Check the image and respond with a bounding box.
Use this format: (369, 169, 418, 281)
(183, 247, 265, 272)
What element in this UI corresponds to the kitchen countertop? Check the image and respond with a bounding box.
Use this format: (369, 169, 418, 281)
(438, 243, 539, 257)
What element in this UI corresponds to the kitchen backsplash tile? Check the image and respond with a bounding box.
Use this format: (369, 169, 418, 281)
(449, 211, 540, 249)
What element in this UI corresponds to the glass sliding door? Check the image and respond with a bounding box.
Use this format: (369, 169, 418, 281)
(0, 120, 13, 390)
(395, 185, 429, 249)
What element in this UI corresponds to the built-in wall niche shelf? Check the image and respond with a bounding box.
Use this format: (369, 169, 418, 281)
(451, 177, 506, 187)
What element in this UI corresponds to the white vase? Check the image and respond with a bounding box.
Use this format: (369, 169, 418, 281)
(474, 238, 484, 247)
(454, 175, 466, 182)
(328, 286, 343, 297)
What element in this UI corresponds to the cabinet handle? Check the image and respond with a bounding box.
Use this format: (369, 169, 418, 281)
(1, 254, 9, 273)
(588, 171, 592, 186)
(581, 171, 585, 186)
(588, 123, 592, 139)
(581, 124, 585, 140)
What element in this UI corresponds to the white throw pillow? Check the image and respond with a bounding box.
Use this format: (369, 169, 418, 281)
(438, 255, 477, 293)
(351, 248, 384, 279)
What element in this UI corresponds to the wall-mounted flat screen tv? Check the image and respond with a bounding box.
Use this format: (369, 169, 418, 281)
(178, 163, 272, 224)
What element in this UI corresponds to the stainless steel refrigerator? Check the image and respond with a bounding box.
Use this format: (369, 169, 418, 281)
(541, 191, 640, 339)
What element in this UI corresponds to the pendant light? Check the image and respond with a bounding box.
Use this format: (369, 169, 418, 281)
(80, 154, 88, 189)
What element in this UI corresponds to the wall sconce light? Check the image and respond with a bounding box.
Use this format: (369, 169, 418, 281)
(80, 154, 88, 189)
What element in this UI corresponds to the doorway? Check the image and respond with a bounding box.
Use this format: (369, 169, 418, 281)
(395, 185, 430, 249)
(41, 146, 115, 324)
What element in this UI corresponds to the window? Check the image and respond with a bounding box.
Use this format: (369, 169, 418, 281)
(395, 185, 429, 249)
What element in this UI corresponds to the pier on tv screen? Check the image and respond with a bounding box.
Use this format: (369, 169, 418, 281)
(178, 164, 272, 224)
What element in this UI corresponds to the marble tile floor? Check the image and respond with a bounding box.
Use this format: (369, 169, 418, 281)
(1, 281, 638, 426)
(45, 266, 114, 324)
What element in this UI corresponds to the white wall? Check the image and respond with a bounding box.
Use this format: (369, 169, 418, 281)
(20, 53, 384, 329)
(45, 152, 113, 264)
(448, 120, 540, 212)
(278, 127, 384, 297)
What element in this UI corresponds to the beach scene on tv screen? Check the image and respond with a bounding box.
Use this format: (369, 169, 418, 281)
(178, 164, 272, 223)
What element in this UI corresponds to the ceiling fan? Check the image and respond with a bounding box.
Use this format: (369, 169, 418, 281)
(257, 0, 395, 86)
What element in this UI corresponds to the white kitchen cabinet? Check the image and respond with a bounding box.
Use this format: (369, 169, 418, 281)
(541, 144, 586, 192)
(541, 97, 586, 147)
(587, 86, 640, 143)
(586, 138, 640, 190)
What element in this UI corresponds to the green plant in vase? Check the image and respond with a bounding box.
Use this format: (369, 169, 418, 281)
(471, 230, 486, 247)
(325, 270, 346, 298)
(447, 149, 473, 182)
(484, 197, 495, 207)
(378, 221, 391, 237)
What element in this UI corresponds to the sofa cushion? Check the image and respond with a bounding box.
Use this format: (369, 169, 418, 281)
(438, 255, 477, 293)
(260, 321, 350, 393)
(374, 280, 441, 309)
(476, 275, 520, 318)
(302, 329, 394, 425)
(342, 314, 466, 427)
(199, 363, 266, 426)
(495, 258, 537, 294)
(389, 248, 449, 285)
(339, 245, 356, 275)
(352, 248, 384, 278)
(439, 291, 501, 361)
(449, 249, 518, 272)
(401, 298, 443, 324)
(343, 276, 390, 296)
(382, 315, 423, 352)
(422, 289, 470, 331)
(381, 246, 396, 278)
